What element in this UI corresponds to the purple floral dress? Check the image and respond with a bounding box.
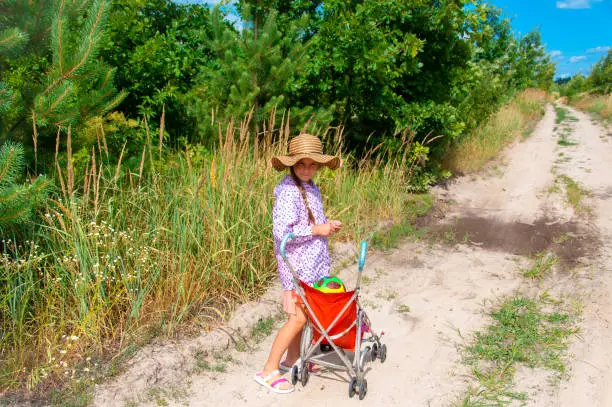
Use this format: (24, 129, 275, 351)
(273, 175, 331, 290)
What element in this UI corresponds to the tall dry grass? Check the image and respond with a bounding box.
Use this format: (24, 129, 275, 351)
(0, 114, 426, 393)
(571, 93, 612, 121)
(443, 88, 548, 174)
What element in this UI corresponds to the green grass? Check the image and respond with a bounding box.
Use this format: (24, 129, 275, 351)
(235, 314, 281, 352)
(558, 133, 578, 146)
(520, 252, 558, 280)
(49, 380, 94, 407)
(461, 295, 578, 406)
(559, 175, 590, 214)
(194, 350, 233, 373)
(369, 194, 432, 250)
(554, 105, 568, 124)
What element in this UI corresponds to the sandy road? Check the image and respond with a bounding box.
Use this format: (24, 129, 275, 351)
(94, 104, 612, 407)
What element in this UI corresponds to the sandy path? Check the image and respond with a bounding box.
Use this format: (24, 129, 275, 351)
(93, 104, 612, 407)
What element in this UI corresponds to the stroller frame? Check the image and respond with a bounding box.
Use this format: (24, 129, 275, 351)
(280, 233, 387, 399)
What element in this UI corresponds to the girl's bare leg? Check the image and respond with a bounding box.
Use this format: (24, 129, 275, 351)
(260, 306, 307, 389)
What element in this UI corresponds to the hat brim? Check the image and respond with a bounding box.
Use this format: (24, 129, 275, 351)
(271, 153, 341, 171)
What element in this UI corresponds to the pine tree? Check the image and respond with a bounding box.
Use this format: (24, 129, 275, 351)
(0, 0, 126, 151)
(0, 142, 53, 234)
(185, 7, 315, 141)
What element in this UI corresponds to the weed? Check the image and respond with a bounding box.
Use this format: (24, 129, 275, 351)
(461, 295, 577, 405)
(145, 385, 188, 406)
(396, 304, 411, 314)
(552, 233, 570, 244)
(520, 252, 557, 280)
(558, 134, 578, 146)
(444, 226, 456, 243)
(559, 175, 591, 214)
(235, 315, 280, 352)
(554, 105, 568, 124)
(370, 194, 432, 250)
(49, 381, 94, 407)
(377, 290, 398, 301)
(194, 350, 233, 373)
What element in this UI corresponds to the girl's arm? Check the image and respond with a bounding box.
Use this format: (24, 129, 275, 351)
(273, 188, 314, 245)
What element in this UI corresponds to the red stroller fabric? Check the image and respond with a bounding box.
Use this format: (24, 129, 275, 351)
(298, 281, 357, 351)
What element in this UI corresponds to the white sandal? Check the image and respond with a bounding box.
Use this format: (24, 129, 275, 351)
(254, 370, 294, 394)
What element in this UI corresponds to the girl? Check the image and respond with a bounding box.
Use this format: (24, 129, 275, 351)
(254, 134, 342, 394)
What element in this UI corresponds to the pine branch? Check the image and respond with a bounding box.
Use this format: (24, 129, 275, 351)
(0, 206, 29, 228)
(0, 28, 28, 55)
(0, 142, 25, 187)
(43, 0, 107, 96)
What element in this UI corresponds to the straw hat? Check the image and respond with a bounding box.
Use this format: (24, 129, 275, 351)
(271, 134, 341, 171)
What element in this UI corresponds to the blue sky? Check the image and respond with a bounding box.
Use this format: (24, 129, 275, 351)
(485, 0, 611, 79)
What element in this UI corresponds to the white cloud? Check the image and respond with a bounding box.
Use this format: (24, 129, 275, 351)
(569, 56, 587, 63)
(586, 46, 611, 53)
(550, 50, 563, 59)
(556, 0, 602, 9)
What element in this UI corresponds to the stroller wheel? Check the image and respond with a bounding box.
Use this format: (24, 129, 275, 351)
(380, 343, 388, 363)
(300, 363, 309, 386)
(348, 377, 358, 398)
(291, 365, 299, 385)
(358, 378, 368, 400)
(371, 343, 379, 360)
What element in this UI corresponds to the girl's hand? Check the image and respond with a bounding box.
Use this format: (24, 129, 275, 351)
(312, 223, 332, 236)
(330, 220, 342, 233)
(312, 220, 342, 236)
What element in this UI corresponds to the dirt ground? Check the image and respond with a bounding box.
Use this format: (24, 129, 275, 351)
(93, 104, 612, 407)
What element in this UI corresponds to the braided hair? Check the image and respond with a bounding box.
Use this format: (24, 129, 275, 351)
(290, 167, 316, 225)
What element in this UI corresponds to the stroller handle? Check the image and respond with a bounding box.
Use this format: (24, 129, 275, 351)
(280, 232, 295, 260)
(358, 241, 367, 271)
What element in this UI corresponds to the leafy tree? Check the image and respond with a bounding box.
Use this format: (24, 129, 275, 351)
(0, 142, 53, 235)
(450, 3, 515, 133)
(100, 0, 215, 138)
(560, 73, 587, 98)
(586, 49, 611, 94)
(0, 0, 126, 163)
(292, 0, 473, 155)
(506, 30, 555, 91)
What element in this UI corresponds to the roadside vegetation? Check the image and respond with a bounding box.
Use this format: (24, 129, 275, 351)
(460, 250, 582, 406)
(460, 293, 579, 406)
(572, 93, 612, 123)
(555, 48, 611, 124)
(443, 89, 548, 174)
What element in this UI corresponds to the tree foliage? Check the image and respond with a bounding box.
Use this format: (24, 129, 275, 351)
(586, 49, 612, 94)
(0, 142, 53, 235)
(100, 0, 215, 138)
(184, 6, 332, 142)
(0, 0, 126, 153)
(1, 0, 560, 171)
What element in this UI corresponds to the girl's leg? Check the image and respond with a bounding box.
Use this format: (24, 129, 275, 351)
(283, 328, 302, 365)
(258, 306, 307, 390)
(280, 306, 320, 374)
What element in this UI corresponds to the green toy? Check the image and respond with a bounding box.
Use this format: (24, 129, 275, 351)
(313, 276, 346, 294)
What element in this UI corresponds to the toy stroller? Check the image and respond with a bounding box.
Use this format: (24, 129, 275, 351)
(280, 233, 387, 400)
